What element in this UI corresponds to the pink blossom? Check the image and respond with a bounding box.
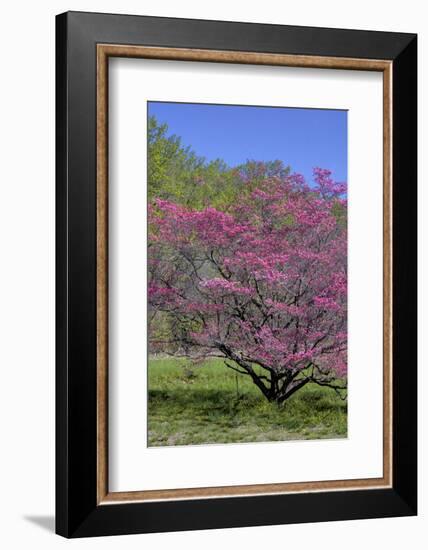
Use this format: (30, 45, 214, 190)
(148, 166, 348, 385)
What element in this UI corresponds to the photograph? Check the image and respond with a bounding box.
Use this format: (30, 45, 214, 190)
(147, 101, 348, 447)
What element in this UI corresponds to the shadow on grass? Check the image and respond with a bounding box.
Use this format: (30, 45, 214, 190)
(149, 388, 258, 405)
(149, 387, 346, 414)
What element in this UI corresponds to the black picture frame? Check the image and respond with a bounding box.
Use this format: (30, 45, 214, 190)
(56, 11, 417, 538)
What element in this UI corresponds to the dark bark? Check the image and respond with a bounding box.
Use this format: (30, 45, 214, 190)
(222, 351, 346, 404)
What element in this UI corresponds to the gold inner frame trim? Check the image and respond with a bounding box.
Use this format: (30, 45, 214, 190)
(96, 44, 393, 505)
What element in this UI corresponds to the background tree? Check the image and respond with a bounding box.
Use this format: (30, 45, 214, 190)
(148, 167, 347, 404)
(148, 115, 291, 211)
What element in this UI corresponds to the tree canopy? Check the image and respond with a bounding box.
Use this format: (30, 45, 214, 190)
(148, 115, 291, 211)
(148, 148, 348, 404)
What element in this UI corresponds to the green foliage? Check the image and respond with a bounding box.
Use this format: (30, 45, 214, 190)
(148, 357, 347, 446)
(148, 115, 230, 208)
(331, 198, 347, 227)
(147, 115, 291, 211)
(148, 115, 199, 198)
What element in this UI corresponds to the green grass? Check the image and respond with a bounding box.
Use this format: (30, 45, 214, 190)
(148, 357, 347, 447)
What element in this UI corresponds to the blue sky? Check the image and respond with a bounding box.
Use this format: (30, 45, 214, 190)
(148, 102, 347, 184)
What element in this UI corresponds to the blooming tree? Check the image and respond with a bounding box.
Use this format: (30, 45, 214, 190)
(148, 168, 347, 404)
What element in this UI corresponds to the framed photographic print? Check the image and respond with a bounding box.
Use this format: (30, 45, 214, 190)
(56, 11, 417, 538)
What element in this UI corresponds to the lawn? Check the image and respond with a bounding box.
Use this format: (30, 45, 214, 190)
(148, 357, 347, 446)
